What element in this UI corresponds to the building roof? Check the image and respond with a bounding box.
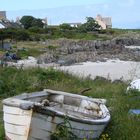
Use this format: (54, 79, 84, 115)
(102, 17, 112, 26)
(0, 23, 5, 29)
(0, 19, 22, 29)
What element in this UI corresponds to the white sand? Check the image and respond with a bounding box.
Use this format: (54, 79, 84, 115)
(7, 57, 140, 81)
(59, 59, 140, 81)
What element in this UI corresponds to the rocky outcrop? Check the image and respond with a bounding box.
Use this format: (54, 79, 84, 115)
(44, 39, 125, 54)
(37, 53, 57, 64)
(38, 37, 140, 65)
(113, 37, 140, 46)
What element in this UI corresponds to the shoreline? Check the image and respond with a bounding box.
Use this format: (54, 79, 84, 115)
(5, 57, 140, 81)
(59, 59, 140, 81)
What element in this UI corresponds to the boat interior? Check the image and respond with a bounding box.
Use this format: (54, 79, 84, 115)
(23, 91, 103, 119)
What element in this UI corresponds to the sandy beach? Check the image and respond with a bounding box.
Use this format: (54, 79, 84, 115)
(59, 59, 140, 81)
(7, 57, 140, 81)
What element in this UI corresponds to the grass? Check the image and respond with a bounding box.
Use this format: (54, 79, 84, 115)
(14, 41, 46, 58)
(0, 66, 140, 140)
(16, 47, 44, 59)
(16, 41, 46, 49)
(0, 100, 4, 140)
(45, 30, 112, 41)
(0, 41, 45, 59)
(43, 28, 140, 40)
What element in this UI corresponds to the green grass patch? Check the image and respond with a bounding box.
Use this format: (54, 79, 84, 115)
(16, 41, 46, 48)
(0, 67, 140, 139)
(0, 42, 44, 59)
(16, 48, 43, 59)
(45, 30, 111, 40)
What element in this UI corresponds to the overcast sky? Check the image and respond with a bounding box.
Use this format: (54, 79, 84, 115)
(0, 0, 139, 29)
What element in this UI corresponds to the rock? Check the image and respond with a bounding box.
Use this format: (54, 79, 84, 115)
(112, 79, 124, 84)
(57, 59, 75, 66)
(94, 76, 111, 82)
(37, 36, 140, 65)
(37, 53, 56, 64)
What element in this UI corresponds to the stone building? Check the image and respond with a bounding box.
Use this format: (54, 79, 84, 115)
(95, 14, 112, 29)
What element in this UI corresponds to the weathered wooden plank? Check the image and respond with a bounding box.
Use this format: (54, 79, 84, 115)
(30, 114, 56, 132)
(5, 122, 28, 135)
(3, 105, 31, 115)
(29, 137, 45, 140)
(3, 98, 33, 108)
(4, 113, 31, 125)
(29, 127, 51, 140)
(4, 105, 33, 140)
(5, 132, 27, 140)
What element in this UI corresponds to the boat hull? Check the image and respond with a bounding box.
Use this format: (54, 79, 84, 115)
(3, 89, 110, 140)
(3, 105, 32, 140)
(3, 105, 108, 140)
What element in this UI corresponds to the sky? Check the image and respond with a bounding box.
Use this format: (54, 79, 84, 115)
(1, 0, 111, 10)
(0, 0, 140, 29)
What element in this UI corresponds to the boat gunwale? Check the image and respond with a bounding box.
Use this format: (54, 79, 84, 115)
(33, 104, 110, 125)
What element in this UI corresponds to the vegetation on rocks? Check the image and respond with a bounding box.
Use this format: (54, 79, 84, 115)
(0, 66, 140, 140)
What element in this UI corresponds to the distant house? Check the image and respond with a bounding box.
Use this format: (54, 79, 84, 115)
(0, 11, 6, 20)
(0, 11, 21, 29)
(42, 17, 48, 28)
(0, 22, 5, 29)
(67, 22, 82, 28)
(95, 14, 112, 29)
(0, 19, 22, 29)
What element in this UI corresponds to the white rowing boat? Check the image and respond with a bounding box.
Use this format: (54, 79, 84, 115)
(3, 89, 110, 140)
